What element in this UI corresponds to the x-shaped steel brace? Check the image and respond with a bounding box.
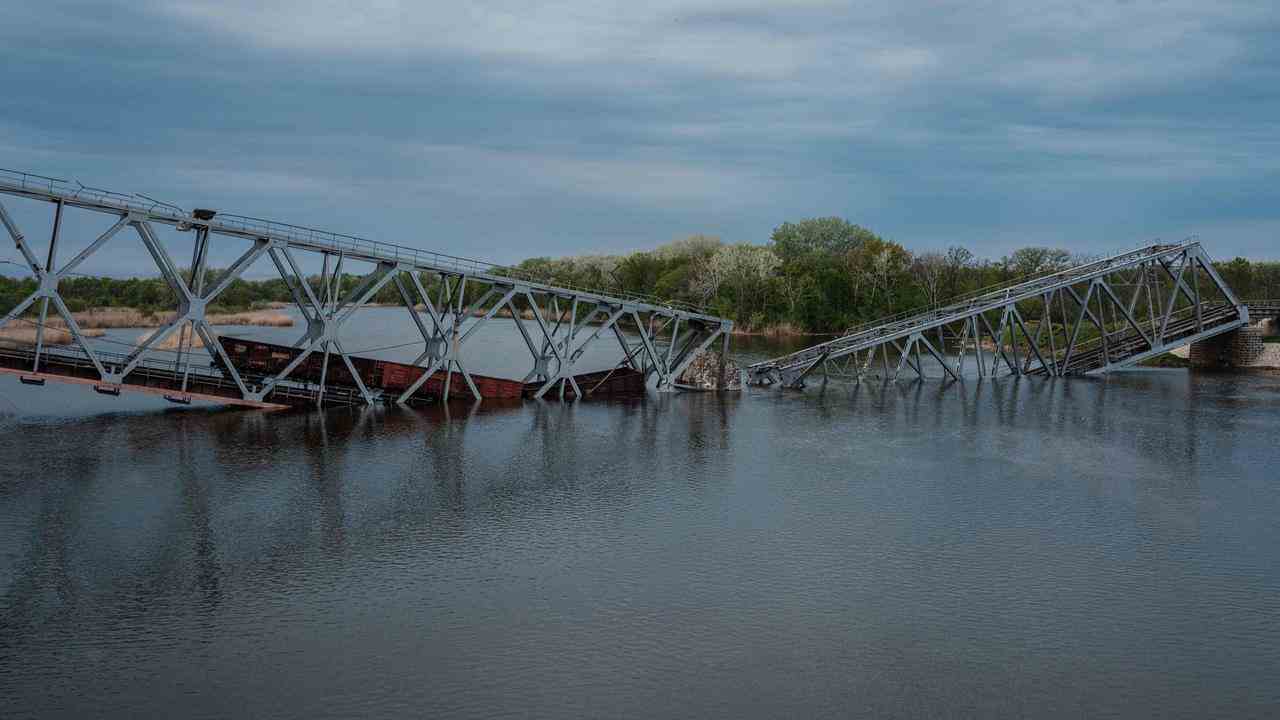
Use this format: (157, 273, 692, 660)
(527, 298, 623, 400)
(0, 199, 133, 380)
(113, 221, 269, 396)
(257, 248, 398, 405)
(393, 276, 517, 404)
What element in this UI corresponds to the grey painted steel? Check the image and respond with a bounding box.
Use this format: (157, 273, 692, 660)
(0, 169, 732, 406)
(750, 241, 1247, 388)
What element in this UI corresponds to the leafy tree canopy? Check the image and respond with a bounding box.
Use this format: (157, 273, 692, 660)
(769, 217, 881, 266)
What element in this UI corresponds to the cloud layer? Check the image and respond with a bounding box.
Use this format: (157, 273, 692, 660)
(2, 0, 1278, 275)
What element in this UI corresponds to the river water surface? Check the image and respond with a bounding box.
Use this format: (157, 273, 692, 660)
(1, 317, 1278, 718)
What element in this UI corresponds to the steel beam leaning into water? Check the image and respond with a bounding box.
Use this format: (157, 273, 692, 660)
(0, 169, 732, 407)
(748, 241, 1248, 388)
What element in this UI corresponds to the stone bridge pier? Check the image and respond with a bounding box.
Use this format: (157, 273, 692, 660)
(1189, 325, 1265, 369)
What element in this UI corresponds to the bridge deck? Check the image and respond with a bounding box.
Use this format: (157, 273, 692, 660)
(0, 342, 647, 410)
(1033, 302, 1240, 375)
(0, 346, 304, 409)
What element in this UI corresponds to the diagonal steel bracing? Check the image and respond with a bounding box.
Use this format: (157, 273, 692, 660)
(749, 241, 1248, 388)
(2, 169, 733, 408)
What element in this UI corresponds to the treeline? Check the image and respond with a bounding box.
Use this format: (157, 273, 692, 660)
(502, 219, 1280, 333)
(0, 273, 294, 315)
(3, 217, 1278, 334)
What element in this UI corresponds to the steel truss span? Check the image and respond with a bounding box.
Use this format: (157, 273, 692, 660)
(748, 241, 1248, 388)
(0, 170, 732, 407)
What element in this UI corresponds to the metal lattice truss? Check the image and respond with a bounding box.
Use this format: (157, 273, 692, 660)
(0, 171, 731, 406)
(749, 241, 1247, 388)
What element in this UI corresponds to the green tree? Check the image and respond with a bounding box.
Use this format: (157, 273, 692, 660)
(769, 217, 879, 266)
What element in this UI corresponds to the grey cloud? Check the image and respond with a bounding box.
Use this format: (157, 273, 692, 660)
(0, 0, 1275, 278)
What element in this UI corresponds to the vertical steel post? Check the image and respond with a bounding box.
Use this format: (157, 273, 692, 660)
(1094, 283, 1109, 365)
(1192, 254, 1203, 332)
(913, 336, 924, 378)
(720, 326, 731, 389)
(1042, 291, 1057, 375)
(971, 314, 986, 378)
(32, 199, 63, 373)
(178, 226, 210, 393)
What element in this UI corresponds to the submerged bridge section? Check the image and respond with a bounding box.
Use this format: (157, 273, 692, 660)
(0, 169, 732, 408)
(749, 241, 1247, 388)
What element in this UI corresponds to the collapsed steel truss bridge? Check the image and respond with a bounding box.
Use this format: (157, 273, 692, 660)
(749, 241, 1248, 388)
(0, 169, 732, 408)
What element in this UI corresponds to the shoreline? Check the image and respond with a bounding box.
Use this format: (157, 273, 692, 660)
(367, 302, 832, 338)
(730, 328, 835, 338)
(0, 307, 294, 350)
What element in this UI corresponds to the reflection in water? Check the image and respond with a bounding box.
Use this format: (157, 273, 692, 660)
(1, 370, 1278, 719)
(0, 377, 1235, 604)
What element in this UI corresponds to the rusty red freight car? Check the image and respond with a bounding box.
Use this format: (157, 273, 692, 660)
(524, 367, 647, 398)
(215, 336, 527, 401)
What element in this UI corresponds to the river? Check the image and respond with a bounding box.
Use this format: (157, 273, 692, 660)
(1, 313, 1278, 718)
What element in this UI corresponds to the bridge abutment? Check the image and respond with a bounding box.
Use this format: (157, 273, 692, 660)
(1189, 326, 1265, 369)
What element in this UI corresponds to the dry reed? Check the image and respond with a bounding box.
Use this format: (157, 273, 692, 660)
(60, 307, 163, 329)
(0, 325, 106, 348)
(135, 327, 206, 351)
(40, 307, 295, 330)
(204, 310, 294, 327)
(130, 310, 293, 350)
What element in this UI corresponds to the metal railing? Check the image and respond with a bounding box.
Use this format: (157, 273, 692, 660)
(750, 241, 1199, 372)
(0, 167, 711, 316)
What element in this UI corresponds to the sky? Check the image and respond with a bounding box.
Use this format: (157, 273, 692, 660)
(2, 0, 1279, 278)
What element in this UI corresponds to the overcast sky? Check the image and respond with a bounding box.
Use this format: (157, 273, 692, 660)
(3, 0, 1279, 275)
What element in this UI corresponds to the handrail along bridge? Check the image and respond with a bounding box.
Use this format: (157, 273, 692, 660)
(0, 169, 733, 409)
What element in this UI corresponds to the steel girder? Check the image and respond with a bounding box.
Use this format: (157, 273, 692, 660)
(0, 170, 733, 407)
(749, 241, 1247, 388)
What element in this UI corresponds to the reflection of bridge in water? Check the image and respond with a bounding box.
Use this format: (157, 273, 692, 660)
(0, 374, 1229, 635)
(0, 396, 743, 621)
(750, 241, 1264, 388)
(0, 169, 732, 409)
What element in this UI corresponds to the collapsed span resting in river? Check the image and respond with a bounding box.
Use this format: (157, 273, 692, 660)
(749, 241, 1251, 388)
(0, 168, 733, 408)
